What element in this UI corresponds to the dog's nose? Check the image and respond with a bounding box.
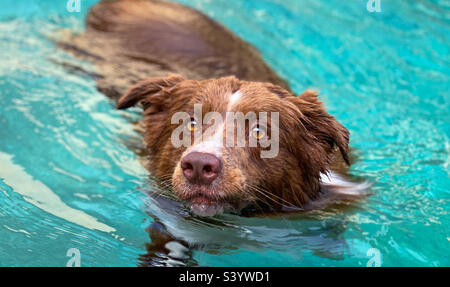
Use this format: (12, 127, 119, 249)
(180, 152, 222, 185)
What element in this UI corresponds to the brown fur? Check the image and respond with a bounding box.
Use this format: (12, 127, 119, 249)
(60, 0, 363, 215)
(58, 0, 289, 99)
(117, 75, 350, 213)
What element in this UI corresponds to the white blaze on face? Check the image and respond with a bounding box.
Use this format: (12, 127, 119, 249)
(187, 122, 224, 157)
(184, 90, 242, 158)
(228, 90, 242, 109)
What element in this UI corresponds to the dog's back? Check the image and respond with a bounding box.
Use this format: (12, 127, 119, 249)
(60, 0, 289, 98)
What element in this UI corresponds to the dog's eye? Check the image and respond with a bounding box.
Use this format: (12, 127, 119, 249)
(250, 126, 266, 140)
(186, 119, 198, 132)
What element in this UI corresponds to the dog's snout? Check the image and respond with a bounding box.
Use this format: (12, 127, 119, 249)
(181, 152, 222, 185)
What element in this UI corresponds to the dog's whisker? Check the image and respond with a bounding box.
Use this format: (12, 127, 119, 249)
(247, 185, 300, 210)
(245, 186, 278, 209)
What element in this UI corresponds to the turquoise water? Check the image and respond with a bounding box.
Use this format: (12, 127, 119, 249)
(0, 0, 448, 266)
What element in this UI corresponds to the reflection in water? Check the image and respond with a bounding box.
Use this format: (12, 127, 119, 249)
(138, 190, 358, 267)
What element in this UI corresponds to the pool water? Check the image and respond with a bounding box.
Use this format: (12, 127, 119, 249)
(0, 0, 448, 267)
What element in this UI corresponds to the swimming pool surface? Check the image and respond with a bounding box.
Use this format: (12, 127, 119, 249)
(0, 0, 448, 266)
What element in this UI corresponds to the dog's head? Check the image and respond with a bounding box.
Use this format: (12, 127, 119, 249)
(117, 74, 349, 216)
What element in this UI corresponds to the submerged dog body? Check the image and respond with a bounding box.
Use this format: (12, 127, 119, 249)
(61, 0, 289, 99)
(65, 0, 369, 217)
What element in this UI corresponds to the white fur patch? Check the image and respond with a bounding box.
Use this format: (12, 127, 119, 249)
(186, 124, 224, 157)
(228, 90, 242, 110)
(320, 170, 372, 195)
(230, 90, 242, 104)
(186, 91, 242, 157)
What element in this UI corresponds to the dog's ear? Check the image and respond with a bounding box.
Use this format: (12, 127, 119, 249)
(286, 90, 350, 165)
(116, 74, 185, 110)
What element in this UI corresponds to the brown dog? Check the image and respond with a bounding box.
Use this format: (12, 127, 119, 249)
(59, 0, 289, 99)
(116, 75, 363, 216)
(61, 0, 369, 218)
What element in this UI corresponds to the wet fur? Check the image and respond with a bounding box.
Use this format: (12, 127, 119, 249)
(58, 0, 289, 99)
(59, 0, 371, 266)
(58, 0, 370, 215)
(117, 75, 369, 214)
